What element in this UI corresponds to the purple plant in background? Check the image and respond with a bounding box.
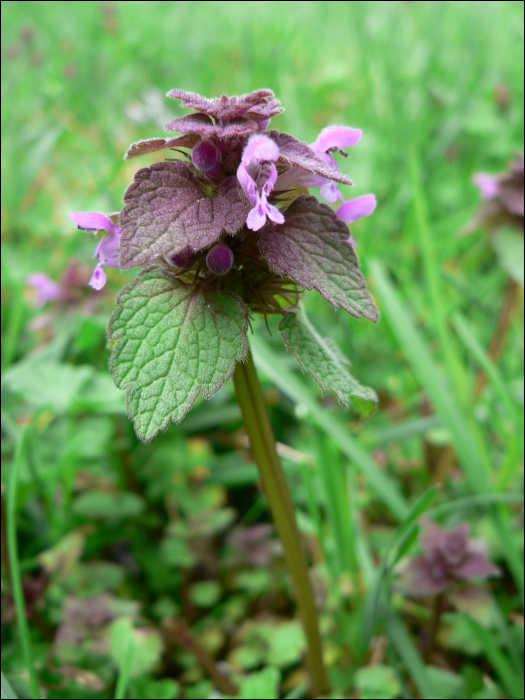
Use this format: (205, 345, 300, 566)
(468, 152, 524, 288)
(471, 152, 524, 233)
(27, 273, 64, 307)
(398, 518, 500, 596)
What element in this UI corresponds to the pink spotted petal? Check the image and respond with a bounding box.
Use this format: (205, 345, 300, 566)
(246, 204, 268, 231)
(89, 263, 107, 290)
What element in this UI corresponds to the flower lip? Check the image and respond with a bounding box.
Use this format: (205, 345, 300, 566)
(336, 194, 377, 224)
(67, 211, 120, 235)
(310, 125, 363, 154)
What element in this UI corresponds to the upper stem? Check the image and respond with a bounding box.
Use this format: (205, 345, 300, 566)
(233, 347, 329, 697)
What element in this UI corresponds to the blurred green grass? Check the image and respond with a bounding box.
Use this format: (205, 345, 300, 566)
(1, 1, 524, 698)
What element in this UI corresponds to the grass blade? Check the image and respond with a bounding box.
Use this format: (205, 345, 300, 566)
(452, 311, 524, 432)
(384, 612, 438, 698)
(370, 260, 524, 604)
(6, 426, 40, 700)
(369, 259, 491, 492)
(1, 672, 19, 700)
(114, 632, 134, 700)
(464, 616, 524, 699)
(362, 486, 440, 647)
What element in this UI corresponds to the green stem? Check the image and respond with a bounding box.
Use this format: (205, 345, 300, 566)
(7, 426, 40, 700)
(233, 348, 329, 697)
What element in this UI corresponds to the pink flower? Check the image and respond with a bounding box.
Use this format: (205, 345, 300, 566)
(307, 126, 363, 203)
(336, 194, 377, 245)
(67, 212, 121, 290)
(237, 134, 285, 231)
(27, 273, 63, 307)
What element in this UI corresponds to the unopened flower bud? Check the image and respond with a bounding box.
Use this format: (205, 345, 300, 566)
(170, 250, 195, 269)
(191, 139, 223, 179)
(206, 243, 234, 276)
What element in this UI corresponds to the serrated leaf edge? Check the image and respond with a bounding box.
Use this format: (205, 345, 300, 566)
(108, 268, 249, 441)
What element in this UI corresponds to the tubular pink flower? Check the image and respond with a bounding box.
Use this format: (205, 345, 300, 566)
(27, 273, 63, 307)
(237, 134, 284, 231)
(67, 211, 121, 290)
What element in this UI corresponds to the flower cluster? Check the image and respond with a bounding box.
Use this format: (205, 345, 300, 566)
(43, 89, 381, 441)
(60, 88, 376, 317)
(398, 518, 500, 596)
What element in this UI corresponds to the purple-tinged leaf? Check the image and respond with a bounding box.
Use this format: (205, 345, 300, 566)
(119, 161, 247, 268)
(269, 131, 353, 186)
(109, 268, 248, 441)
(218, 177, 252, 234)
(259, 196, 378, 321)
(166, 88, 283, 121)
(124, 135, 198, 160)
(166, 113, 258, 138)
(279, 308, 377, 416)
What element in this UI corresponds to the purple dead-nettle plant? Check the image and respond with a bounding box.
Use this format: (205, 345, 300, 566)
(66, 88, 379, 443)
(396, 518, 500, 657)
(398, 518, 500, 596)
(65, 89, 380, 694)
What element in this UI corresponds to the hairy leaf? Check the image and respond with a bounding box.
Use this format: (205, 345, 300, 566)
(166, 113, 258, 138)
(279, 309, 377, 416)
(124, 134, 198, 160)
(269, 131, 353, 186)
(259, 196, 378, 321)
(119, 161, 248, 267)
(109, 268, 248, 441)
(167, 88, 283, 121)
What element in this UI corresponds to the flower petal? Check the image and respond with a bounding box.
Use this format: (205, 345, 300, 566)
(67, 211, 120, 235)
(27, 273, 63, 307)
(472, 173, 500, 200)
(311, 125, 362, 153)
(320, 181, 344, 204)
(242, 133, 280, 164)
(93, 231, 121, 267)
(336, 194, 377, 223)
(89, 263, 107, 290)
